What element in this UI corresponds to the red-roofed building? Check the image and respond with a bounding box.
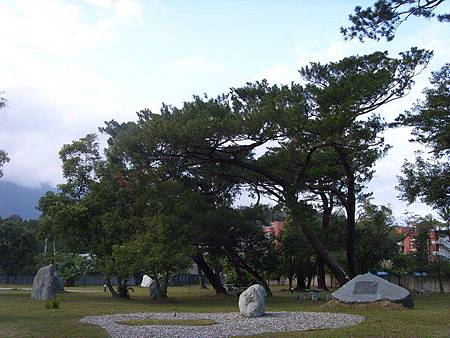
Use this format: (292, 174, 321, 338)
(263, 220, 285, 238)
(397, 226, 450, 261)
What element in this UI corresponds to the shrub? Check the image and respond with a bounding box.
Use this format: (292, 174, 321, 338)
(45, 298, 60, 310)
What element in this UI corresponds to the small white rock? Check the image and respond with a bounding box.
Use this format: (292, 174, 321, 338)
(140, 275, 153, 288)
(238, 284, 266, 317)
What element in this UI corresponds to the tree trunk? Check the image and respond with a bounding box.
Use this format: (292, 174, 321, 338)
(306, 274, 312, 289)
(212, 258, 223, 285)
(152, 274, 167, 299)
(117, 277, 131, 298)
(290, 206, 349, 285)
(345, 197, 357, 278)
(436, 258, 445, 293)
(104, 275, 118, 297)
(295, 271, 306, 290)
(197, 264, 208, 289)
(317, 259, 328, 290)
(437, 269, 444, 293)
(160, 272, 169, 298)
(318, 192, 332, 290)
(288, 275, 293, 291)
(231, 260, 245, 288)
(192, 254, 227, 294)
(335, 147, 357, 278)
(223, 247, 272, 296)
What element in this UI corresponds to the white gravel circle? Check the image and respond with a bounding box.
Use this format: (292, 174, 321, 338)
(80, 311, 365, 337)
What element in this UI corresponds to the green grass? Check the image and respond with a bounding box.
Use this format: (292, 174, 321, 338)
(119, 318, 217, 326)
(0, 284, 449, 337)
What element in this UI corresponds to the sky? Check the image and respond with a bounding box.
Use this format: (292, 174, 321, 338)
(0, 0, 449, 220)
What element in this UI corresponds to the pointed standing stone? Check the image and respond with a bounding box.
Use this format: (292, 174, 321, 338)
(31, 264, 63, 300)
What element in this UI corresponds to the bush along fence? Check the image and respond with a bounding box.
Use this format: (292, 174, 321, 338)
(0, 273, 199, 287)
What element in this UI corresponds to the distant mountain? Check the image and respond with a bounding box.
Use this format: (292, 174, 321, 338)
(0, 181, 55, 220)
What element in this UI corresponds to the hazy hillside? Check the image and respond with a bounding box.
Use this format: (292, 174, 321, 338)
(0, 181, 55, 220)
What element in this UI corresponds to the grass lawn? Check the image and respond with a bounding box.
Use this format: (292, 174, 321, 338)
(0, 284, 449, 337)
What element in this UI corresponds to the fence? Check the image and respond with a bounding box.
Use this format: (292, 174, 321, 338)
(387, 274, 450, 293)
(3, 273, 447, 293)
(0, 273, 199, 287)
(308, 274, 449, 293)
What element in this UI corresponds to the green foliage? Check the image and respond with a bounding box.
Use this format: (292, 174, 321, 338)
(47, 253, 97, 286)
(278, 207, 321, 288)
(388, 253, 417, 275)
(398, 64, 450, 158)
(38, 134, 147, 288)
(45, 298, 60, 310)
(410, 215, 440, 271)
(0, 149, 9, 178)
(398, 156, 449, 215)
(396, 65, 450, 216)
(58, 133, 102, 199)
(355, 202, 402, 273)
(0, 94, 9, 178)
(221, 259, 254, 286)
(0, 216, 41, 277)
(341, 0, 449, 42)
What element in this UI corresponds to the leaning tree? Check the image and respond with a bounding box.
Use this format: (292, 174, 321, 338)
(122, 48, 431, 285)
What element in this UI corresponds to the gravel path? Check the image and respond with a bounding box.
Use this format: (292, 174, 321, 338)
(80, 311, 365, 337)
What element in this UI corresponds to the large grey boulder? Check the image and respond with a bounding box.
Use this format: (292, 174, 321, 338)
(332, 272, 413, 308)
(238, 284, 266, 317)
(31, 264, 64, 300)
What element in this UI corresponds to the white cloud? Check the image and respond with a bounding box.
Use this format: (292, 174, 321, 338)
(0, 0, 156, 187)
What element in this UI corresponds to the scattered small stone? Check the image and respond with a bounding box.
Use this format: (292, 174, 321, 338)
(80, 311, 365, 338)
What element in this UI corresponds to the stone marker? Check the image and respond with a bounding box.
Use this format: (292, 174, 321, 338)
(238, 284, 266, 317)
(140, 274, 153, 288)
(31, 264, 64, 300)
(332, 272, 413, 308)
